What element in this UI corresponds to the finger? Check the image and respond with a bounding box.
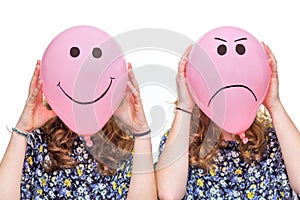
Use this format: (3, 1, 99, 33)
(263, 43, 276, 62)
(178, 45, 193, 75)
(122, 71, 135, 104)
(27, 79, 42, 105)
(29, 60, 41, 94)
(262, 42, 277, 72)
(127, 63, 139, 92)
(122, 67, 136, 102)
(128, 62, 133, 70)
(127, 81, 141, 102)
(262, 42, 279, 84)
(36, 80, 44, 102)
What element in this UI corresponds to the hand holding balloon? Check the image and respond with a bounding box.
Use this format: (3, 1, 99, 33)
(262, 42, 281, 113)
(16, 60, 56, 133)
(114, 63, 150, 134)
(176, 45, 195, 112)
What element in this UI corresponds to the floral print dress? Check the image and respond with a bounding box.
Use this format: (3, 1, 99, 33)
(159, 128, 299, 199)
(21, 129, 132, 200)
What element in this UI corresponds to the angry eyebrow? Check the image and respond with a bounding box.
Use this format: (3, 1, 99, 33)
(214, 37, 227, 42)
(234, 38, 247, 42)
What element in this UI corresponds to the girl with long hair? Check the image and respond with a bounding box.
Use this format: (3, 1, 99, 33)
(0, 62, 156, 199)
(156, 44, 300, 199)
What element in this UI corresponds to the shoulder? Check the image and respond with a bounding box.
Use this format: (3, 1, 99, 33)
(263, 126, 286, 164)
(26, 128, 47, 150)
(265, 126, 279, 148)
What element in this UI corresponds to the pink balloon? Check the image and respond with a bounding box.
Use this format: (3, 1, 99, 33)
(41, 25, 127, 136)
(186, 26, 270, 137)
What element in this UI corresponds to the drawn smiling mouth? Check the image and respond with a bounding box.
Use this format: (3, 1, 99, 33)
(57, 77, 115, 105)
(207, 84, 257, 107)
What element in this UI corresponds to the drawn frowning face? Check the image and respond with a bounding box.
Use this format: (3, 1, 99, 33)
(187, 26, 270, 134)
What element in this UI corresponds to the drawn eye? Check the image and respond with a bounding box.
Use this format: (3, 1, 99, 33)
(92, 47, 102, 59)
(236, 44, 246, 55)
(70, 47, 80, 58)
(217, 44, 227, 56)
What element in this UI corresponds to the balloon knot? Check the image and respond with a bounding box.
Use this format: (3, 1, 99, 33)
(238, 132, 248, 144)
(84, 136, 93, 147)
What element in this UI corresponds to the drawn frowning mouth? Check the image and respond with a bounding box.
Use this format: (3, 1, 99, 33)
(207, 84, 257, 107)
(57, 77, 115, 105)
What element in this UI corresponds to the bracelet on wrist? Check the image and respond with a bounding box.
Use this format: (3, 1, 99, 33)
(12, 127, 29, 138)
(11, 127, 34, 145)
(132, 129, 151, 139)
(175, 107, 193, 114)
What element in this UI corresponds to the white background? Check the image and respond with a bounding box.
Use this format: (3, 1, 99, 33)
(0, 0, 299, 162)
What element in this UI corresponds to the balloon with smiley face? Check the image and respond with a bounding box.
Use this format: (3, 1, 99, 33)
(186, 26, 270, 143)
(41, 25, 127, 144)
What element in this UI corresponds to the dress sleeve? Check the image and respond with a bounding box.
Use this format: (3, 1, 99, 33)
(266, 127, 286, 167)
(157, 130, 170, 160)
(109, 155, 133, 200)
(20, 129, 47, 199)
(266, 127, 296, 197)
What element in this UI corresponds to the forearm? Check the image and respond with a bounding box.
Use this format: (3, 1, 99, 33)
(127, 136, 157, 200)
(269, 102, 300, 193)
(0, 132, 27, 199)
(156, 111, 190, 200)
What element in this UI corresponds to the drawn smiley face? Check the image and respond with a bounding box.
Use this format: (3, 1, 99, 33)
(186, 26, 270, 134)
(57, 45, 115, 105)
(41, 26, 128, 135)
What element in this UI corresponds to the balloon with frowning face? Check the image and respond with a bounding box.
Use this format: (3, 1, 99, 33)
(186, 26, 270, 142)
(41, 26, 127, 143)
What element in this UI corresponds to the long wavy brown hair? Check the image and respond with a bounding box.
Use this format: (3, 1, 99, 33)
(41, 116, 134, 176)
(189, 105, 272, 173)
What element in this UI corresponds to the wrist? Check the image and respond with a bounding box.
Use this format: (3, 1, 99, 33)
(10, 127, 35, 146)
(132, 129, 151, 139)
(15, 122, 32, 133)
(132, 123, 149, 134)
(11, 130, 27, 141)
(177, 102, 194, 112)
(175, 106, 193, 115)
(11, 128, 28, 144)
(265, 99, 283, 116)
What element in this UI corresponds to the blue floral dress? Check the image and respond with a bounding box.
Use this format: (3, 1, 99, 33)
(159, 128, 299, 199)
(21, 129, 132, 200)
